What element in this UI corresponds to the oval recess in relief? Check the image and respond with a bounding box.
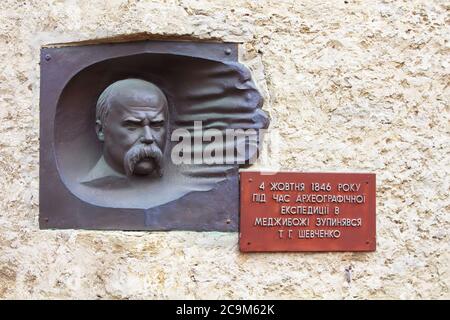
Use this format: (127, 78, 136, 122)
(54, 52, 269, 209)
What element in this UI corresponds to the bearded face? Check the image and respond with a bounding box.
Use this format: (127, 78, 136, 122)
(96, 79, 168, 177)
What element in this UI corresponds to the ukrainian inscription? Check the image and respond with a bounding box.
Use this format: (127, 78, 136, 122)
(240, 172, 376, 252)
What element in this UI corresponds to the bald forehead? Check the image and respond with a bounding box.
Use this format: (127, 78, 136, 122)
(108, 80, 168, 112)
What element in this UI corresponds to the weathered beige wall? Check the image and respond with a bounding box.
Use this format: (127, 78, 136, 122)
(0, 0, 449, 299)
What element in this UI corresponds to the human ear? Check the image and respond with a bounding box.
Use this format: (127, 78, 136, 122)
(95, 120, 104, 141)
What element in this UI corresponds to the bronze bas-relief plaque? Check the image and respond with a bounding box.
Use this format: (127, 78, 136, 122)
(39, 40, 269, 231)
(240, 171, 376, 252)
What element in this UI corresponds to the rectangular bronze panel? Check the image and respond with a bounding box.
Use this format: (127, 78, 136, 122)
(240, 171, 376, 252)
(39, 40, 268, 231)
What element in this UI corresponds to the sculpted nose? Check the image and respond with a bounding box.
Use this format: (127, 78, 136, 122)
(140, 126, 154, 144)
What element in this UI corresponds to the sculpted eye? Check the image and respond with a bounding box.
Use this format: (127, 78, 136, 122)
(151, 121, 164, 128)
(123, 121, 140, 130)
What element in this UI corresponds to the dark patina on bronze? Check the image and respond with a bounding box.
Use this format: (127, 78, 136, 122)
(240, 171, 376, 252)
(40, 40, 269, 231)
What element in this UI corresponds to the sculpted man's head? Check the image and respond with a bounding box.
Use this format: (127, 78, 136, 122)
(96, 79, 168, 177)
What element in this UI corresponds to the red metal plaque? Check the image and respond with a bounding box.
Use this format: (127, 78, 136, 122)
(240, 171, 376, 252)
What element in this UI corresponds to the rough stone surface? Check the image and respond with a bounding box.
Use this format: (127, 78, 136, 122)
(0, 0, 449, 299)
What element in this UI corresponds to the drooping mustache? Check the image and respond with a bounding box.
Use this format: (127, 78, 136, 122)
(123, 143, 163, 176)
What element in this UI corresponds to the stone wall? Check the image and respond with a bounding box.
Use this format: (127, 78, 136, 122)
(0, 0, 448, 299)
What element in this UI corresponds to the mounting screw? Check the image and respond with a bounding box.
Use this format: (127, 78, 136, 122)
(226, 219, 231, 224)
(224, 48, 232, 55)
(44, 54, 51, 61)
(248, 178, 253, 182)
(44, 217, 49, 222)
